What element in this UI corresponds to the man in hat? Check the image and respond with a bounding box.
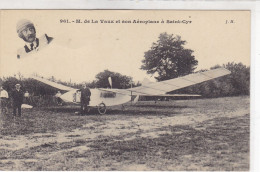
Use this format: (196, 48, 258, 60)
(55, 91, 62, 106)
(11, 84, 24, 116)
(0, 86, 9, 114)
(16, 19, 53, 59)
(80, 84, 91, 115)
(24, 90, 30, 104)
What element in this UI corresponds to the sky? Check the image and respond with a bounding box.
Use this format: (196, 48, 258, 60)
(0, 10, 250, 83)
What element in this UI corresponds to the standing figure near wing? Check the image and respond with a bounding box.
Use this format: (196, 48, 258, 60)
(12, 84, 24, 117)
(55, 91, 62, 106)
(24, 91, 30, 104)
(80, 84, 91, 115)
(0, 86, 9, 114)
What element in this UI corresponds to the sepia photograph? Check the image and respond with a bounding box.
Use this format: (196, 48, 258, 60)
(0, 9, 251, 170)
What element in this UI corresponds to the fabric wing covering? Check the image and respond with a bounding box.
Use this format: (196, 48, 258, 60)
(127, 68, 231, 95)
(31, 76, 75, 91)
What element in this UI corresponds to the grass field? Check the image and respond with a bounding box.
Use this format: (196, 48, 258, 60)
(0, 96, 249, 171)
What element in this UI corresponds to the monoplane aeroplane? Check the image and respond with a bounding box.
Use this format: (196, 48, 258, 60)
(31, 68, 230, 114)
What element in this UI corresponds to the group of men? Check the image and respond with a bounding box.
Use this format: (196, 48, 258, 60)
(0, 84, 24, 116)
(0, 83, 92, 116)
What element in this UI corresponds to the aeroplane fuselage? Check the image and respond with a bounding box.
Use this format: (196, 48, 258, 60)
(60, 89, 131, 107)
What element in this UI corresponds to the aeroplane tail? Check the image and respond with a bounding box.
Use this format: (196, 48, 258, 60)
(31, 75, 75, 91)
(21, 104, 33, 108)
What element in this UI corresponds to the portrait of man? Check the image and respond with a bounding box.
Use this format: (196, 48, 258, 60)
(16, 19, 53, 59)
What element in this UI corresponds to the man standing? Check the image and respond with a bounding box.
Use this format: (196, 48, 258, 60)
(24, 90, 30, 104)
(16, 19, 53, 59)
(0, 86, 9, 114)
(12, 84, 24, 116)
(80, 84, 91, 115)
(55, 91, 62, 106)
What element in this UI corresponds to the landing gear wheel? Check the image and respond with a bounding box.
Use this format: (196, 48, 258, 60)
(82, 106, 90, 115)
(121, 104, 125, 111)
(1, 107, 7, 115)
(97, 103, 106, 115)
(86, 106, 91, 113)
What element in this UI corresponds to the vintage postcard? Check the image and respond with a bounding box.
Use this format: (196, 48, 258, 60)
(0, 10, 250, 171)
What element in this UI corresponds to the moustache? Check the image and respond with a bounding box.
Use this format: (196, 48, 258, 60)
(28, 34, 35, 39)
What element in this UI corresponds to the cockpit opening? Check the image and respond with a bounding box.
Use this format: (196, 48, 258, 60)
(100, 92, 116, 98)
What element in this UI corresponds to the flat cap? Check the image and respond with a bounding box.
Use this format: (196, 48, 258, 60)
(16, 19, 34, 34)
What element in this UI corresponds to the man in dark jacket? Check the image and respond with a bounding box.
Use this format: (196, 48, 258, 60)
(80, 84, 91, 115)
(12, 84, 24, 116)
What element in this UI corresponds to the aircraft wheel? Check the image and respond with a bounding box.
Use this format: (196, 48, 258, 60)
(98, 103, 106, 115)
(1, 107, 7, 115)
(121, 104, 125, 111)
(86, 106, 91, 113)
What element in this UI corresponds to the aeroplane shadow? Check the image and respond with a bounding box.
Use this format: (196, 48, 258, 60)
(41, 105, 190, 116)
(41, 106, 80, 113)
(133, 104, 191, 109)
(107, 109, 183, 116)
(107, 104, 193, 116)
(42, 104, 195, 116)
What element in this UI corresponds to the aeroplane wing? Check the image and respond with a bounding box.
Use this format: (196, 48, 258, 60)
(128, 68, 230, 95)
(98, 88, 201, 97)
(31, 67, 230, 97)
(98, 68, 230, 96)
(31, 76, 75, 91)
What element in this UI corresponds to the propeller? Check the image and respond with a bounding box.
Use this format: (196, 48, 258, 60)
(133, 95, 139, 104)
(108, 77, 112, 89)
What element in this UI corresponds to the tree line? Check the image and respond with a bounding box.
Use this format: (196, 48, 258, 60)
(0, 61, 250, 98)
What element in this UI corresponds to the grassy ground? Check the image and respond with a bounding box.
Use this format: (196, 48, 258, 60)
(0, 96, 249, 170)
